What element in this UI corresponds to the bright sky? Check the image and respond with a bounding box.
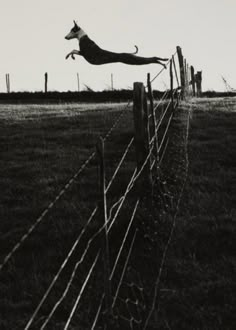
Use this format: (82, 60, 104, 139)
(0, 0, 235, 92)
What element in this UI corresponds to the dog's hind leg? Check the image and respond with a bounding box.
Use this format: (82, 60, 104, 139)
(116, 53, 169, 67)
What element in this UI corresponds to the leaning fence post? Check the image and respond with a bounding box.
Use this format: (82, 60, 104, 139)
(176, 46, 185, 99)
(147, 74, 159, 178)
(143, 85, 153, 190)
(133, 82, 152, 191)
(96, 138, 112, 320)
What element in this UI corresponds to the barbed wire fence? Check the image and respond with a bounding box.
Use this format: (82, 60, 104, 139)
(0, 46, 200, 329)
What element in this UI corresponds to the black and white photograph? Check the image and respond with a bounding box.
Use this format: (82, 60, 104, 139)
(0, 0, 235, 329)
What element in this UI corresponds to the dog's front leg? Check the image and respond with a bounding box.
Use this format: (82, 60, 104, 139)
(66, 49, 81, 60)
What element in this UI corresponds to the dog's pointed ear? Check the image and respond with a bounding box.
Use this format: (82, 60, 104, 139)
(73, 20, 78, 27)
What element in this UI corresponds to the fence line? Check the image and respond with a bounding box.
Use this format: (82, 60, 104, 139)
(144, 92, 191, 330)
(109, 199, 140, 281)
(64, 251, 101, 330)
(33, 49, 178, 329)
(1, 45, 200, 329)
(112, 229, 138, 310)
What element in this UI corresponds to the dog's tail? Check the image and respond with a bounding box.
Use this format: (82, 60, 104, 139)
(131, 45, 138, 55)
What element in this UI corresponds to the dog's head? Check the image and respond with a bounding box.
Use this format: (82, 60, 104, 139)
(65, 21, 84, 40)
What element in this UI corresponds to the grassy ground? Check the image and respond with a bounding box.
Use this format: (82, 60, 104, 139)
(0, 98, 235, 329)
(0, 102, 137, 329)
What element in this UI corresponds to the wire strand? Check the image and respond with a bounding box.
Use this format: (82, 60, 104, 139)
(64, 252, 100, 330)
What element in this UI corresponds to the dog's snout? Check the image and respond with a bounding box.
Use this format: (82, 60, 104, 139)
(65, 32, 72, 40)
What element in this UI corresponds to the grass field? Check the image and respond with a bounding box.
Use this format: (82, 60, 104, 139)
(0, 97, 235, 329)
(157, 97, 236, 329)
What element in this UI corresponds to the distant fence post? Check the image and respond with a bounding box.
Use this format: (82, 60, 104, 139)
(184, 59, 190, 97)
(133, 82, 152, 190)
(190, 66, 196, 96)
(176, 46, 185, 99)
(6, 74, 10, 93)
(195, 71, 202, 97)
(44, 72, 48, 93)
(96, 138, 112, 319)
(187, 62, 190, 96)
(111, 73, 114, 91)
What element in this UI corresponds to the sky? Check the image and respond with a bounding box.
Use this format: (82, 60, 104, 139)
(0, 0, 235, 92)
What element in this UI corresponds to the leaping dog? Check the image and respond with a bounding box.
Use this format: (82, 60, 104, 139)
(65, 21, 168, 68)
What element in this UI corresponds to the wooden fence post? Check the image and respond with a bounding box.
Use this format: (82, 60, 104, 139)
(147, 73, 159, 178)
(96, 138, 112, 318)
(176, 46, 185, 99)
(187, 62, 190, 96)
(6, 74, 10, 93)
(190, 66, 196, 96)
(184, 59, 190, 97)
(195, 71, 202, 97)
(8, 74, 10, 93)
(77, 73, 80, 92)
(44, 72, 48, 93)
(6, 74, 8, 93)
(111, 73, 114, 91)
(143, 84, 153, 190)
(133, 82, 152, 190)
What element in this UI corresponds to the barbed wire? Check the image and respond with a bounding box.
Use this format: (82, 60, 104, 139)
(91, 293, 105, 330)
(103, 100, 131, 142)
(24, 207, 98, 329)
(110, 199, 140, 281)
(112, 229, 138, 309)
(39, 187, 140, 328)
(63, 251, 100, 330)
(106, 137, 134, 193)
(0, 151, 96, 272)
(108, 169, 137, 232)
(25, 133, 136, 328)
(153, 89, 169, 112)
(148, 51, 177, 86)
(39, 248, 101, 329)
(172, 56, 180, 87)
